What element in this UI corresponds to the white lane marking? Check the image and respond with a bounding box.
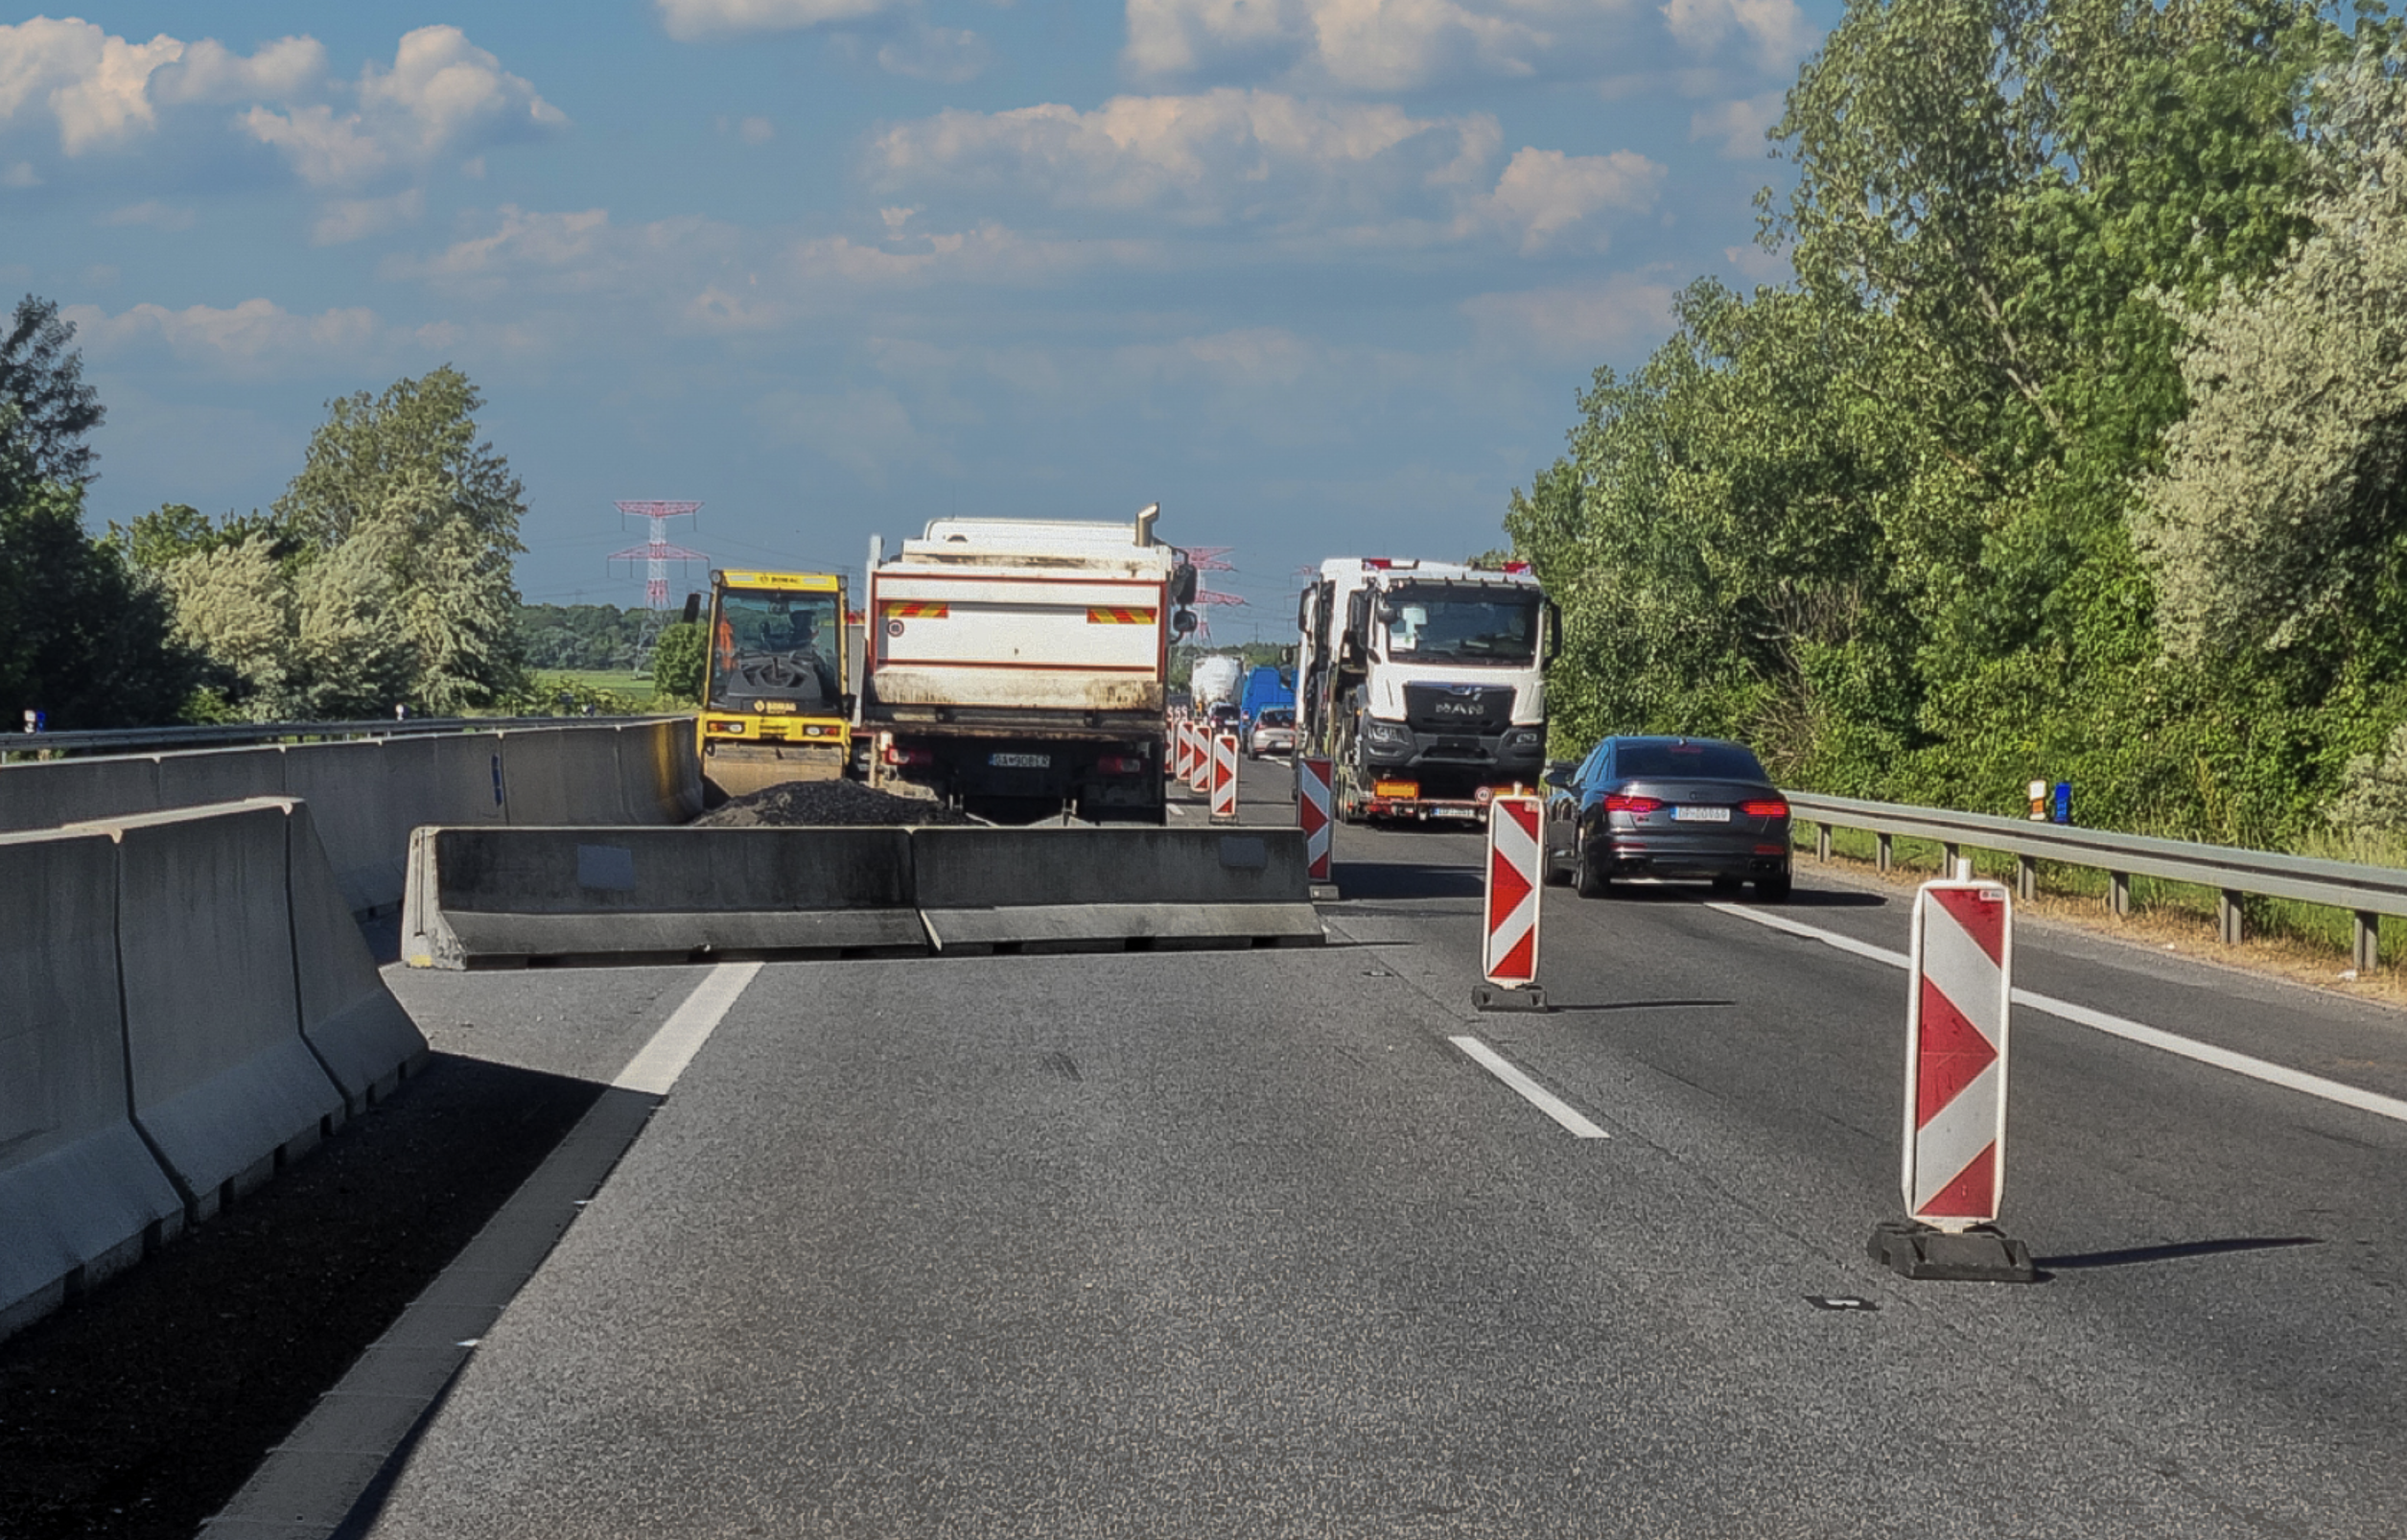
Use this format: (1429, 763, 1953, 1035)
(1450, 1035, 1610, 1138)
(1706, 903, 2407, 1127)
(614, 962, 762, 1095)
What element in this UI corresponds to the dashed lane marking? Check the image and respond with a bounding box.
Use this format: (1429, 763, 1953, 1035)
(1706, 902, 2407, 1128)
(615, 962, 763, 1095)
(1450, 1035, 1610, 1138)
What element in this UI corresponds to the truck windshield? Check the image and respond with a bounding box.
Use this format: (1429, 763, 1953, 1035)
(1376, 585, 1539, 665)
(710, 589, 842, 712)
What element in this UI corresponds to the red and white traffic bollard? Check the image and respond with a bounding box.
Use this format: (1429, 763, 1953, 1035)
(1474, 794, 1545, 1012)
(1175, 720, 1196, 783)
(1188, 725, 1211, 793)
(1297, 755, 1335, 895)
(1210, 732, 1239, 821)
(1871, 878, 2036, 1281)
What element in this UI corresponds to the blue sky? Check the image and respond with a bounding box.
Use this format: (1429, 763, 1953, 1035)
(4, 0, 1834, 637)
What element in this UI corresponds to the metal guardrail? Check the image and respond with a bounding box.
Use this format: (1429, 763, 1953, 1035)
(0, 713, 673, 763)
(1788, 791, 2407, 971)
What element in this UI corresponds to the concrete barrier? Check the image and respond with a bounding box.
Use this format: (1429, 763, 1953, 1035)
(0, 830, 185, 1340)
(287, 802, 429, 1111)
(0, 753, 161, 833)
(279, 739, 395, 915)
(912, 827, 1324, 952)
(619, 718, 705, 824)
(501, 725, 634, 827)
(403, 825, 926, 968)
(152, 743, 292, 810)
(87, 802, 347, 1222)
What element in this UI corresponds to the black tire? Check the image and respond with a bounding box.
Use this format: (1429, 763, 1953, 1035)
(1574, 842, 1610, 898)
(1754, 872, 1792, 902)
(1543, 846, 1573, 886)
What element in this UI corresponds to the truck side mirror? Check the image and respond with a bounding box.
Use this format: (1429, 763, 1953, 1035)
(682, 593, 702, 625)
(1171, 564, 1198, 607)
(1542, 600, 1562, 664)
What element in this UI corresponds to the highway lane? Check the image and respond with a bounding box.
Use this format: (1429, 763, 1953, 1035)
(355, 759, 2407, 1536)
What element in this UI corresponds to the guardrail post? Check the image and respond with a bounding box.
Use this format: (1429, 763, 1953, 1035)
(2109, 872, 2131, 917)
(1943, 841, 1961, 877)
(2218, 890, 2244, 945)
(1815, 823, 1831, 862)
(2353, 911, 2380, 973)
(1876, 832, 1892, 874)
(2016, 854, 2036, 902)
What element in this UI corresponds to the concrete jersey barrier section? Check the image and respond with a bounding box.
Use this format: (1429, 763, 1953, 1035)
(402, 826, 926, 968)
(0, 829, 187, 1340)
(913, 826, 1323, 952)
(402, 824, 1325, 968)
(0, 720, 705, 917)
(2, 795, 429, 1339)
(84, 802, 351, 1224)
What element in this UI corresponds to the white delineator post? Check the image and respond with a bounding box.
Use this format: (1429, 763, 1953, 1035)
(1873, 878, 2036, 1281)
(1297, 755, 1334, 888)
(1210, 732, 1239, 821)
(1475, 794, 1545, 1011)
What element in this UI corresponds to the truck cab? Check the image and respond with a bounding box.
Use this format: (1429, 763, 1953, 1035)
(1297, 557, 1556, 822)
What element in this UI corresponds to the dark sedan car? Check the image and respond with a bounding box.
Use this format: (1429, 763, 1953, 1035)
(1543, 735, 1791, 900)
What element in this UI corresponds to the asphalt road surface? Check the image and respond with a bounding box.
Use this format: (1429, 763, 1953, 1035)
(339, 758, 2407, 1537)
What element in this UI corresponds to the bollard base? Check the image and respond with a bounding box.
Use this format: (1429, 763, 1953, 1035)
(1473, 984, 1548, 1013)
(1869, 1219, 2039, 1283)
(1309, 882, 1343, 902)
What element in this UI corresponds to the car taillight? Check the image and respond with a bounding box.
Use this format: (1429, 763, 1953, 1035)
(1741, 800, 1789, 818)
(1604, 793, 1664, 814)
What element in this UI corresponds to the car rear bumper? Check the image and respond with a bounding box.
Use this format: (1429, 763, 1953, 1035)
(1590, 830, 1789, 881)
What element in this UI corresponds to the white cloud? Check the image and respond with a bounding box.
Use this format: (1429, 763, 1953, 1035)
(872, 89, 1499, 231)
(313, 187, 426, 245)
(1484, 147, 1663, 253)
(0, 17, 180, 153)
(5, 159, 41, 187)
(386, 204, 618, 283)
(874, 90, 1659, 254)
(1689, 90, 1782, 159)
(1461, 273, 1677, 360)
(62, 297, 382, 372)
(241, 26, 563, 191)
(739, 114, 775, 144)
(1661, 0, 1810, 68)
(153, 35, 325, 105)
(1124, 0, 1646, 91)
(102, 198, 196, 230)
(877, 24, 992, 83)
(656, 0, 900, 41)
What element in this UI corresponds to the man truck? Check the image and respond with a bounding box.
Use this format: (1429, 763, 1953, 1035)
(860, 503, 1199, 823)
(1295, 556, 1557, 823)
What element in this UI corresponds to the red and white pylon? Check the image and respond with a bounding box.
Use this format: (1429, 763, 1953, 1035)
(1189, 726, 1212, 793)
(1175, 720, 1197, 783)
(1482, 794, 1543, 991)
(1297, 755, 1333, 884)
(1210, 732, 1239, 821)
(1903, 880, 2013, 1229)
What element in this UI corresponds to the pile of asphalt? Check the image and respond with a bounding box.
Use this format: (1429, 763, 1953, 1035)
(693, 778, 977, 828)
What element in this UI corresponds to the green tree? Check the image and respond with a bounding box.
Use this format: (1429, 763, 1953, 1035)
(1, 295, 105, 492)
(274, 368, 528, 713)
(650, 619, 706, 703)
(0, 470, 196, 730)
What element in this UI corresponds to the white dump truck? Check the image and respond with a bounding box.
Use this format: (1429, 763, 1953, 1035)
(861, 504, 1199, 823)
(1295, 556, 1558, 823)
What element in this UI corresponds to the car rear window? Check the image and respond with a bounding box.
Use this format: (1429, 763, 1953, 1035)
(1614, 741, 1767, 781)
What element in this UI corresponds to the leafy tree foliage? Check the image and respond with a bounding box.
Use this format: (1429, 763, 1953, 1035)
(650, 620, 706, 704)
(0, 470, 195, 730)
(1513, 0, 2396, 846)
(1, 295, 105, 490)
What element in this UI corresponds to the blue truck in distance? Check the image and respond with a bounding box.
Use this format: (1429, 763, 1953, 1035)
(1239, 665, 1295, 726)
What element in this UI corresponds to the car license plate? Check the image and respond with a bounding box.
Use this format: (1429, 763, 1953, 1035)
(1672, 805, 1731, 822)
(989, 752, 1050, 768)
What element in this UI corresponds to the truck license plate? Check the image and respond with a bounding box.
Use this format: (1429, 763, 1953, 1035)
(990, 752, 1051, 769)
(1672, 805, 1731, 822)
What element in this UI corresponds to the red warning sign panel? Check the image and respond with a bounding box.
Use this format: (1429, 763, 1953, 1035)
(1903, 881, 2013, 1230)
(1210, 733, 1239, 820)
(1297, 755, 1333, 882)
(1483, 795, 1543, 987)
